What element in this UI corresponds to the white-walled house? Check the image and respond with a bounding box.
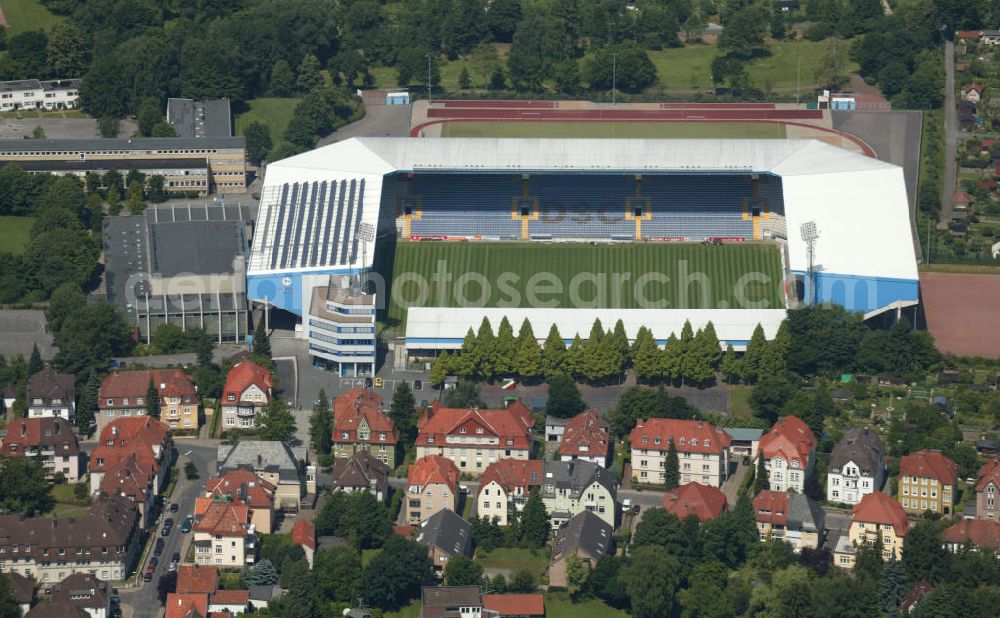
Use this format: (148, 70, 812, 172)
(827, 428, 885, 505)
(759, 416, 816, 493)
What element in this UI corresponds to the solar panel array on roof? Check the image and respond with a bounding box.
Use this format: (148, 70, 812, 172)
(256, 179, 366, 271)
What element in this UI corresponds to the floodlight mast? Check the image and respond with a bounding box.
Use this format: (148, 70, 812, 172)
(356, 222, 376, 291)
(800, 221, 819, 305)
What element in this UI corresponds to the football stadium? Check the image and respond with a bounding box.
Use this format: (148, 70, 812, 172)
(246, 137, 919, 376)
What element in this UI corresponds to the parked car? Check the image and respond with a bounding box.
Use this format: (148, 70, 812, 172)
(171, 552, 180, 563)
(180, 516, 193, 533)
(154, 538, 164, 556)
(374, 377, 383, 388)
(413, 379, 422, 390)
(169, 502, 179, 513)
(168, 560, 178, 572)
(149, 557, 159, 567)
(143, 567, 154, 582)
(364, 377, 373, 388)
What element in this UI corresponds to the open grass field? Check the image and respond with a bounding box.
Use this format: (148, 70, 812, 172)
(382, 241, 784, 328)
(1, 0, 64, 34)
(477, 547, 549, 579)
(441, 120, 787, 139)
(235, 97, 300, 142)
(544, 593, 629, 618)
(0, 216, 34, 254)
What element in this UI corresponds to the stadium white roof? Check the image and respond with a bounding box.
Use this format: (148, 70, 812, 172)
(255, 137, 917, 284)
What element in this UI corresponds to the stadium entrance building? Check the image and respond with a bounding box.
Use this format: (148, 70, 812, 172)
(247, 137, 919, 369)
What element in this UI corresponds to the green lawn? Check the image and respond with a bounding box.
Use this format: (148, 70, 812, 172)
(442, 121, 786, 139)
(51, 503, 91, 517)
(477, 547, 549, 579)
(383, 242, 785, 329)
(235, 97, 300, 142)
(0, 216, 35, 254)
(361, 548, 381, 567)
(729, 384, 753, 419)
(544, 593, 629, 618)
(384, 601, 421, 618)
(649, 38, 859, 90)
(1, 0, 64, 34)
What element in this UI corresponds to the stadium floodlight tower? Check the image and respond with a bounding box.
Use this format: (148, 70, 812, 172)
(355, 222, 376, 292)
(800, 220, 819, 305)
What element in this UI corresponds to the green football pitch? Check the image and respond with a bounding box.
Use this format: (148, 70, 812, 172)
(439, 121, 787, 139)
(379, 241, 785, 329)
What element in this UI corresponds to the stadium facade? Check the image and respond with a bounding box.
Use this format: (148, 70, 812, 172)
(247, 137, 919, 375)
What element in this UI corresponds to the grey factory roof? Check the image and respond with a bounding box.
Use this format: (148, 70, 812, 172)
(148, 220, 246, 277)
(551, 510, 613, 562)
(415, 508, 472, 558)
(217, 440, 305, 483)
(0, 136, 244, 153)
(167, 98, 233, 139)
(1, 158, 207, 173)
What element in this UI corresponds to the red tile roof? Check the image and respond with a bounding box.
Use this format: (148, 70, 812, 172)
(222, 361, 272, 405)
(481, 593, 545, 616)
(753, 490, 789, 527)
(97, 416, 170, 449)
(204, 470, 275, 510)
(99, 452, 154, 503)
(943, 518, 1000, 551)
(958, 30, 981, 40)
(165, 593, 209, 618)
(210, 589, 250, 605)
(977, 459, 1000, 492)
(89, 444, 159, 478)
(976, 180, 997, 190)
(2, 417, 80, 456)
(194, 501, 250, 537)
(759, 415, 816, 468)
(663, 482, 727, 521)
(333, 388, 398, 446)
(408, 455, 460, 493)
(559, 411, 610, 459)
(477, 459, 543, 500)
(292, 519, 315, 550)
(176, 565, 219, 595)
(417, 401, 533, 451)
(963, 82, 985, 94)
(852, 492, 909, 537)
(981, 139, 997, 148)
(954, 191, 973, 204)
(99, 370, 198, 409)
(630, 418, 731, 454)
(899, 450, 957, 486)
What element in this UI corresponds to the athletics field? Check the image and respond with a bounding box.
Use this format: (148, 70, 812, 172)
(379, 241, 786, 328)
(439, 121, 788, 139)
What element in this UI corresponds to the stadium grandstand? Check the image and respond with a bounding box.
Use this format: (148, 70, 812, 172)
(246, 137, 918, 375)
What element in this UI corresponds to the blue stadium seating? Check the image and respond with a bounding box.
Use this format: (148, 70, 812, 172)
(394, 173, 786, 241)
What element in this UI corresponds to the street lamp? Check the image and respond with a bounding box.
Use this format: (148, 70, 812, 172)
(426, 54, 433, 104)
(612, 52, 618, 105)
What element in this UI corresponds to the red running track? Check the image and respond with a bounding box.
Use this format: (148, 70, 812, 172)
(426, 107, 822, 120)
(659, 102, 775, 109)
(441, 100, 557, 108)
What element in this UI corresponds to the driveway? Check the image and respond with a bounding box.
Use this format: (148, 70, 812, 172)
(940, 39, 959, 229)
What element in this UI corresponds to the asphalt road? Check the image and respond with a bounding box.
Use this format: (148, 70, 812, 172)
(118, 440, 220, 618)
(940, 39, 959, 229)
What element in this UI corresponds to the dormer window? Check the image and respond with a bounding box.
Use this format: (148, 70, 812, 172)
(427, 436, 435, 443)
(228, 394, 235, 401)
(691, 439, 698, 446)
(460, 428, 467, 434)
(476, 428, 484, 434)
(642, 436, 648, 443)
(705, 440, 710, 447)
(137, 397, 143, 405)
(679, 438, 686, 445)
(654, 437, 661, 445)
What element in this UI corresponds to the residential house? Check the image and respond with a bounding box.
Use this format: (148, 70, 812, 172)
(25, 603, 88, 618)
(332, 388, 399, 467)
(415, 509, 472, 576)
(481, 594, 545, 618)
(899, 449, 958, 515)
(540, 460, 616, 529)
(415, 401, 534, 476)
(89, 416, 171, 496)
(97, 370, 199, 432)
(50, 573, 110, 618)
(629, 418, 732, 487)
(978, 459, 1000, 521)
(421, 586, 482, 618)
(957, 30, 982, 42)
(833, 492, 909, 569)
(558, 411, 611, 467)
(0, 79, 80, 111)
(205, 469, 276, 534)
(477, 459, 543, 526)
(724, 428, 763, 462)
(663, 482, 727, 522)
(210, 589, 250, 614)
(405, 455, 460, 525)
(98, 452, 156, 528)
(943, 518, 1000, 554)
(292, 519, 316, 568)
(0, 497, 141, 583)
(175, 564, 219, 595)
(1, 417, 82, 482)
(164, 593, 209, 618)
(217, 441, 316, 511)
(5, 572, 34, 616)
(759, 415, 816, 493)
(753, 490, 825, 552)
(247, 585, 281, 611)
(983, 29, 1000, 45)
(963, 83, 985, 103)
(220, 361, 273, 430)
(549, 510, 613, 587)
(26, 368, 75, 422)
(544, 416, 565, 442)
(329, 450, 391, 503)
(827, 428, 885, 505)
(192, 500, 255, 567)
